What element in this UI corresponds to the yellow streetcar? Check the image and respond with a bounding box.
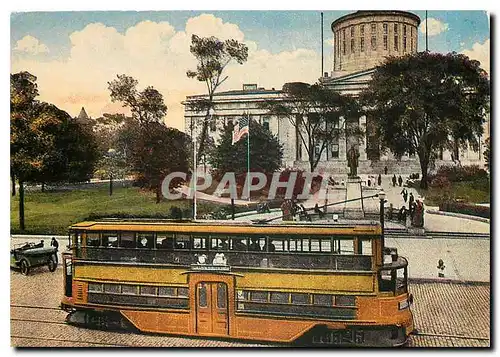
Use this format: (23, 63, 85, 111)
(61, 217, 414, 346)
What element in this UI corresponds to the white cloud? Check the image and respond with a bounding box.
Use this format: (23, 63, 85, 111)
(461, 39, 490, 75)
(419, 18, 449, 37)
(14, 35, 49, 54)
(11, 14, 323, 131)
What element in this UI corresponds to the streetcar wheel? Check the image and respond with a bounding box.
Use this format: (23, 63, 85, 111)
(48, 255, 57, 272)
(20, 260, 30, 275)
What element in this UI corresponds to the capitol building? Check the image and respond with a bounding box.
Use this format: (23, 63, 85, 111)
(184, 10, 488, 174)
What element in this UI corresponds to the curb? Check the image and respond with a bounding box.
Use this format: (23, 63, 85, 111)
(409, 277, 490, 285)
(426, 209, 490, 224)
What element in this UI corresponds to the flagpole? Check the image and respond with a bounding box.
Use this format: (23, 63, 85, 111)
(193, 135, 197, 220)
(247, 113, 250, 201)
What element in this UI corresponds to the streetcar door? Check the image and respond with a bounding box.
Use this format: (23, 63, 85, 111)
(63, 255, 72, 297)
(196, 282, 229, 335)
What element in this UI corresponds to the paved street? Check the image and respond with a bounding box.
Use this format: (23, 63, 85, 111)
(11, 265, 490, 347)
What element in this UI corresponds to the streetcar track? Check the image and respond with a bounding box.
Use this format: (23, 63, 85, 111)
(11, 318, 66, 326)
(11, 304, 63, 311)
(414, 332, 489, 341)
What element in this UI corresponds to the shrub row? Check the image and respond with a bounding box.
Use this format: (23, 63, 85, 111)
(439, 201, 490, 219)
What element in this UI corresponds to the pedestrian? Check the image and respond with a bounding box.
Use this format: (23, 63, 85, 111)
(392, 174, 397, 187)
(401, 188, 408, 203)
(384, 166, 388, 175)
(377, 173, 382, 186)
(398, 175, 403, 187)
(408, 192, 415, 208)
(51, 237, 59, 264)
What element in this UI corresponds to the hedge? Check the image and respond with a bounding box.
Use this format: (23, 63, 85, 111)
(439, 201, 490, 219)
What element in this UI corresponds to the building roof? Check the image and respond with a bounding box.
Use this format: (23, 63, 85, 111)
(186, 88, 281, 100)
(77, 107, 89, 120)
(331, 10, 421, 30)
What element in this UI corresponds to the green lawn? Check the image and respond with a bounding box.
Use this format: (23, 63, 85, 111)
(10, 186, 202, 235)
(412, 179, 490, 206)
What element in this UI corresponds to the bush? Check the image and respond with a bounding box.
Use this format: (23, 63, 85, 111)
(439, 201, 490, 219)
(431, 165, 488, 183)
(430, 175, 451, 188)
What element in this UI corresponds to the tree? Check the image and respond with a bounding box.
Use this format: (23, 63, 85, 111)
(11, 71, 100, 230)
(11, 71, 39, 229)
(107, 75, 190, 202)
(186, 34, 248, 164)
(127, 122, 191, 203)
(361, 52, 490, 189)
(261, 82, 361, 172)
(108, 75, 167, 124)
(483, 137, 490, 171)
(208, 118, 283, 182)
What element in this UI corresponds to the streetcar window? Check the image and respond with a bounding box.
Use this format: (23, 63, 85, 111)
(310, 238, 320, 252)
(198, 283, 208, 307)
(140, 286, 157, 296)
(336, 295, 356, 307)
(339, 239, 354, 254)
(137, 233, 154, 249)
(361, 239, 372, 255)
(302, 239, 310, 252)
(313, 294, 334, 306)
(102, 233, 118, 247)
(288, 238, 302, 252)
(270, 292, 289, 304)
(248, 237, 264, 252)
(87, 233, 100, 247)
(104, 284, 120, 294)
(250, 291, 268, 302)
(122, 285, 138, 295)
(120, 232, 136, 248)
(175, 234, 190, 249)
(230, 237, 247, 251)
(88, 283, 103, 293)
(159, 287, 176, 297)
(156, 233, 174, 250)
(73, 232, 82, 247)
(211, 236, 228, 250)
(237, 290, 250, 301)
(291, 293, 309, 305)
(217, 283, 227, 308)
(193, 236, 208, 250)
(178, 287, 189, 298)
(322, 238, 331, 252)
(268, 238, 283, 252)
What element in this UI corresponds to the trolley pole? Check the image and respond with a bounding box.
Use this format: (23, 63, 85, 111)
(193, 136, 197, 220)
(379, 190, 386, 263)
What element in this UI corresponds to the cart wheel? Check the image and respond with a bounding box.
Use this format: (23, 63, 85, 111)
(48, 255, 57, 272)
(20, 260, 30, 276)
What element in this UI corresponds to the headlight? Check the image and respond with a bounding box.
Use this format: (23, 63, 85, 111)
(399, 299, 409, 310)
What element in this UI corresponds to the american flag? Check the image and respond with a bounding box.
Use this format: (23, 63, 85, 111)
(232, 115, 250, 145)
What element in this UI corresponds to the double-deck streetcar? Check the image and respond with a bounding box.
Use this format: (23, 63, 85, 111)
(61, 218, 414, 346)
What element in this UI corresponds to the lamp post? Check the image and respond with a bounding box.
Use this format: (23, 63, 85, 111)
(107, 148, 117, 196)
(379, 189, 386, 262)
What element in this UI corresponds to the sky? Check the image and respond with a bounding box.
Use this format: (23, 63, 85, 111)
(10, 9, 490, 131)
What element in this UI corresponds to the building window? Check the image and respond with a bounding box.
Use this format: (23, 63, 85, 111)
(350, 26, 354, 37)
(351, 38, 354, 53)
(394, 35, 399, 51)
(394, 23, 398, 34)
(342, 29, 346, 55)
(383, 36, 388, 50)
(371, 36, 376, 50)
(371, 23, 376, 34)
(403, 37, 407, 52)
(262, 116, 270, 131)
(360, 25, 364, 36)
(360, 37, 364, 52)
(383, 23, 388, 34)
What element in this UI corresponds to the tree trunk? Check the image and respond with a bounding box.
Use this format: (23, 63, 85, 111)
(419, 157, 429, 189)
(19, 181, 25, 231)
(41, 182, 45, 192)
(11, 173, 15, 196)
(155, 185, 162, 204)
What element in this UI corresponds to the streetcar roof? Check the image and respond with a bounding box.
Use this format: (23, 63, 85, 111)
(70, 218, 382, 236)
